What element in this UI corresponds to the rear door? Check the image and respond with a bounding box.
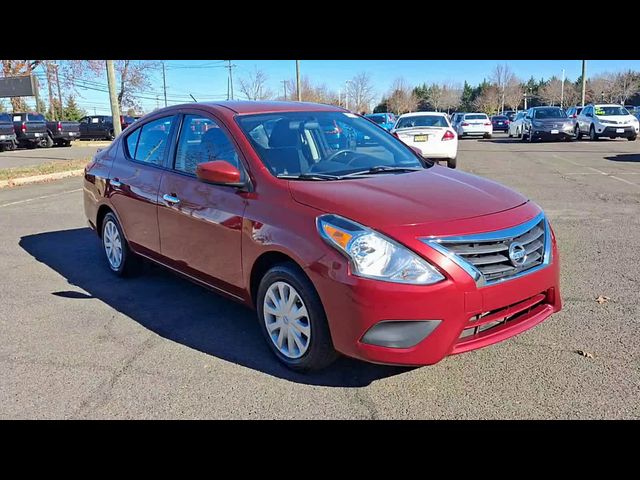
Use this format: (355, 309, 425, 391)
(157, 111, 247, 296)
(108, 114, 177, 256)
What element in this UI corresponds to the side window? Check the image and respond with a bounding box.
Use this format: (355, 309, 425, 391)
(80, 117, 89, 124)
(174, 115, 242, 177)
(133, 116, 175, 166)
(125, 128, 141, 158)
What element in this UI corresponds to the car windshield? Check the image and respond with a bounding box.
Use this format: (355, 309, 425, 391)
(366, 115, 387, 125)
(533, 108, 567, 119)
(465, 114, 488, 120)
(595, 106, 630, 116)
(0, 113, 10, 122)
(28, 114, 45, 121)
(237, 111, 425, 179)
(492, 116, 508, 121)
(396, 115, 448, 129)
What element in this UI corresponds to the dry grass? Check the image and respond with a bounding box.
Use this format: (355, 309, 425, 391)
(0, 157, 90, 181)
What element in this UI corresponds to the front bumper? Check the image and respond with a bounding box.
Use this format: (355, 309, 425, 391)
(307, 208, 561, 366)
(597, 125, 637, 138)
(531, 129, 574, 140)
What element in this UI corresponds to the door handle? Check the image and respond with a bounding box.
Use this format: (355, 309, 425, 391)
(163, 194, 180, 205)
(110, 179, 123, 188)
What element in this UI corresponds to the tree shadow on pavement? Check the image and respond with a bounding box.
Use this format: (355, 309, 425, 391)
(20, 228, 412, 387)
(604, 154, 640, 162)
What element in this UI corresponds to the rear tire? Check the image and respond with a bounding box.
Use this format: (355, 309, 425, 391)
(447, 157, 457, 169)
(106, 130, 115, 141)
(628, 136, 637, 141)
(575, 125, 582, 140)
(101, 212, 140, 277)
(256, 263, 338, 372)
(484, 133, 492, 139)
(44, 134, 54, 148)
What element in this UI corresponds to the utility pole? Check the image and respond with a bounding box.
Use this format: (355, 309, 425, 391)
(54, 63, 63, 119)
(162, 61, 167, 107)
(45, 63, 54, 119)
(106, 60, 122, 137)
(295, 60, 301, 101)
(581, 60, 587, 107)
(560, 68, 565, 108)
(281, 80, 287, 100)
(225, 60, 235, 100)
(524, 91, 528, 110)
(33, 76, 41, 113)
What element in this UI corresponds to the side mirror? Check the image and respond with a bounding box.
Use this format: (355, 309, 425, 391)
(196, 160, 243, 186)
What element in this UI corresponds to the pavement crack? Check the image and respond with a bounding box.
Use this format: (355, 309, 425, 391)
(351, 388, 379, 420)
(69, 335, 159, 419)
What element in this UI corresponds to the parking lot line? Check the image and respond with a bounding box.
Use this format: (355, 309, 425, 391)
(552, 154, 640, 188)
(0, 188, 82, 209)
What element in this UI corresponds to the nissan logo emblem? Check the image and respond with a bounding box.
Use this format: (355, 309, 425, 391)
(508, 241, 527, 267)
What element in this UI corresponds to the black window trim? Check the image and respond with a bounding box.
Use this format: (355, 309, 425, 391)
(121, 113, 178, 171)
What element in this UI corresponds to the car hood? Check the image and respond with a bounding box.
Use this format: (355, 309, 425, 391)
(288, 166, 528, 229)
(597, 115, 637, 124)
(534, 118, 571, 124)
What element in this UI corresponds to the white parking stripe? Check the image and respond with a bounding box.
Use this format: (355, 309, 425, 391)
(0, 188, 82, 209)
(552, 154, 639, 188)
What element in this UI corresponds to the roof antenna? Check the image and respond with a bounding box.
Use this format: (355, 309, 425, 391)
(189, 94, 198, 102)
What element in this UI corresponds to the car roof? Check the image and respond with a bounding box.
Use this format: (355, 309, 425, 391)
(591, 103, 624, 107)
(463, 112, 488, 115)
(398, 111, 447, 118)
(167, 100, 347, 115)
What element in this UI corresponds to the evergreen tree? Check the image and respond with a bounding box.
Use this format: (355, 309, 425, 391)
(36, 97, 47, 114)
(460, 81, 474, 111)
(0, 100, 6, 113)
(63, 96, 86, 121)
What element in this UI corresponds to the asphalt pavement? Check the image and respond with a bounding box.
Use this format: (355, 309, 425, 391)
(1, 134, 638, 419)
(0, 141, 109, 169)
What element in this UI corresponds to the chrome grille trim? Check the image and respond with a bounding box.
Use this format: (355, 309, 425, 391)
(421, 212, 552, 287)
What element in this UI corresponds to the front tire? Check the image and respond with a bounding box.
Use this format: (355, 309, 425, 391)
(589, 124, 599, 141)
(101, 212, 139, 277)
(256, 263, 338, 372)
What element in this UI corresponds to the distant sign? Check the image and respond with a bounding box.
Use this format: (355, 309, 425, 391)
(0, 75, 37, 98)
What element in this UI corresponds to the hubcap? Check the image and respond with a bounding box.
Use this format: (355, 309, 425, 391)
(103, 220, 123, 270)
(263, 281, 310, 359)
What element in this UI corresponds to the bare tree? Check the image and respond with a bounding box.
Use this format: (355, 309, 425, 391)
(346, 72, 376, 113)
(538, 77, 564, 106)
(473, 84, 501, 114)
(114, 60, 160, 110)
(386, 78, 418, 114)
(504, 76, 524, 110)
(426, 83, 445, 111)
(238, 67, 273, 101)
(612, 70, 640, 105)
(587, 73, 616, 103)
(441, 82, 462, 113)
(490, 63, 515, 113)
(285, 76, 337, 104)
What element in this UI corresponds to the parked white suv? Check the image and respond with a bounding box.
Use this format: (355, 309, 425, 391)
(456, 113, 492, 138)
(391, 112, 458, 168)
(508, 111, 526, 138)
(576, 104, 639, 141)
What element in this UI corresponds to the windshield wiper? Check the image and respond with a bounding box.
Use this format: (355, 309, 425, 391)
(343, 166, 423, 177)
(277, 172, 343, 181)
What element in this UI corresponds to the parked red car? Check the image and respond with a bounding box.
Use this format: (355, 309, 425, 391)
(84, 101, 562, 372)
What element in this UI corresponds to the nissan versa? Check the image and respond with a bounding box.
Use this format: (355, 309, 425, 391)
(83, 101, 562, 372)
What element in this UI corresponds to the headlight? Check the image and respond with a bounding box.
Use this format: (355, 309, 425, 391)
(317, 214, 445, 285)
(599, 118, 614, 124)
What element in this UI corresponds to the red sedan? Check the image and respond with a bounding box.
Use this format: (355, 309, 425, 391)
(84, 101, 562, 372)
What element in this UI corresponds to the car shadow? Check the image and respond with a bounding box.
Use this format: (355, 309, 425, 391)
(19, 228, 412, 387)
(604, 154, 640, 162)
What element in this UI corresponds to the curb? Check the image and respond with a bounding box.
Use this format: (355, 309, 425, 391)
(0, 169, 85, 189)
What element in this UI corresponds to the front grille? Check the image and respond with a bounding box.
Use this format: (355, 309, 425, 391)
(458, 293, 547, 340)
(422, 213, 549, 286)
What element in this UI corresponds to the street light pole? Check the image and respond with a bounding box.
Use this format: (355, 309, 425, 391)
(162, 61, 167, 107)
(345, 80, 352, 110)
(295, 60, 301, 101)
(581, 60, 587, 107)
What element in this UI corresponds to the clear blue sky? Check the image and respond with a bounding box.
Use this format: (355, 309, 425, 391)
(39, 60, 640, 115)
